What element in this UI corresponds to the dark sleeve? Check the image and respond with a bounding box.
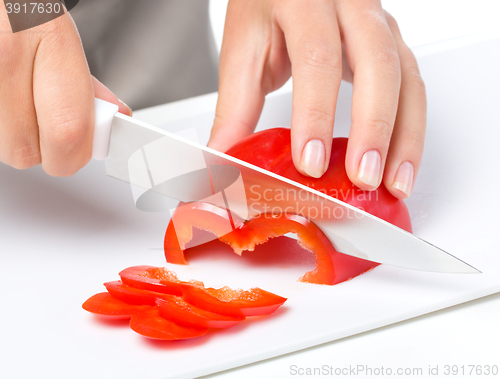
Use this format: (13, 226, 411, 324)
(70, 0, 219, 110)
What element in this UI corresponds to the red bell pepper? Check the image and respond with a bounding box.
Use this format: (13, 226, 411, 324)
(118, 266, 286, 316)
(164, 128, 412, 285)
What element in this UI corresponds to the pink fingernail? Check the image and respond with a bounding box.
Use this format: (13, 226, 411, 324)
(357, 150, 381, 188)
(392, 161, 414, 197)
(118, 99, 133, 116)
(300, 139, 326, 178)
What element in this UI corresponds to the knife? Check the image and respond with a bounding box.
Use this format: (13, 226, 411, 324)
(92, 98, 479, 274)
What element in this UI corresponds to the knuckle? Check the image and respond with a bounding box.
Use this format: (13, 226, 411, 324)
(8, 144, 41, 170)
(301, 104, 335, 125)
(407, 66, 426, 93)
(361, 118, 394, 140)
(404, 129, 426, 150)
(359, 15, 401, 80)
(398, 47, 426, 93)
(300, 44, 342, 75)
(0, 35, 18, 67)
(372, 45, 401, 79)
(41, 108, 93, 177)
(384, 11, 399, 31)
(45, 111, 90, 147)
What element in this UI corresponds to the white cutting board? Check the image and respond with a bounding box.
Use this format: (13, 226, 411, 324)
(1, 31, 499, 379)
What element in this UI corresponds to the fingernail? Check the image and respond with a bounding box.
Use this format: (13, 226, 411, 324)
(118, 99, 133, 116)
(392, 161, 414, 197)
(300, 139, 326, 178)
(357, 150, 381, 188)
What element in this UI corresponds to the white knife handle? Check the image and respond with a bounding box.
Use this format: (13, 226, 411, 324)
(92, 98, 119, 160)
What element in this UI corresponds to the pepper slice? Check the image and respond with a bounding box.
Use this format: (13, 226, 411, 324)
(82, 292, 153, 320)
(204, 286, 287, 317)
(130, 308, 208, 340)
(156, 297, 245, 329)
(119, 265, 203, 296)
(103, 280, 173, 306)
(181, 286, 247, 318)
(178, 284, 287, 318)
(164, 201, 240, 265)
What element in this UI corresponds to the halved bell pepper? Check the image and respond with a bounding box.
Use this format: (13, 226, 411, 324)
(164, 128, 412, 285)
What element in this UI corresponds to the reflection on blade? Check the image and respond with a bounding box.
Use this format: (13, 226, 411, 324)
(105, 113, 480, 274)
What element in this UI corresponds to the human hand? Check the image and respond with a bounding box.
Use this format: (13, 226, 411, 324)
(208, 0, 426, 199)
(0, 6, 130, 176)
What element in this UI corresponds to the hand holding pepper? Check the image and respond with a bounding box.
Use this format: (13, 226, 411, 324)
(208, 0, 426, 199)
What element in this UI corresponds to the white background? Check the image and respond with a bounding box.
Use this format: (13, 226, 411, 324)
(1, 2, 499, 379)
(205, 1, 500, 378)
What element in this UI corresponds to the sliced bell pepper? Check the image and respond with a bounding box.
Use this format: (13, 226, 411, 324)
(156, 297, 245, 329)
(83, 266, 287, 340)
(117, 266, 286, 316)
(104, 280, 250, 324)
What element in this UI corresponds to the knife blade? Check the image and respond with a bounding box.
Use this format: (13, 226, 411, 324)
(93, 98, 480, 274)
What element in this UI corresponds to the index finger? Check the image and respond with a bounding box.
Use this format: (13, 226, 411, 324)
(34, 14, 95, 177)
